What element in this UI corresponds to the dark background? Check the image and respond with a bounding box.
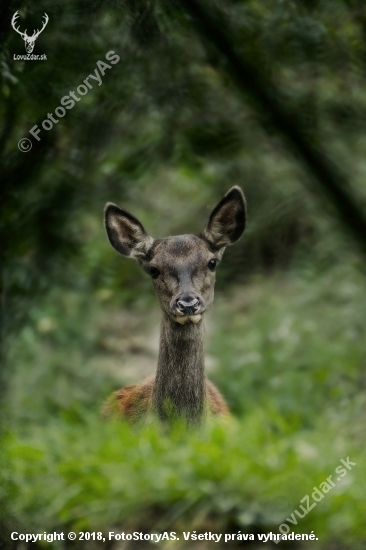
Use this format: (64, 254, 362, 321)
(1, 1, 365, 548)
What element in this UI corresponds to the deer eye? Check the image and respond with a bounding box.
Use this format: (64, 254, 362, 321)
(148, 266, 160, 279)
(207, 259, 217, 271)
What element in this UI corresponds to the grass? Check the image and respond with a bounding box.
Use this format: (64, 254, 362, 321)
(1, 260, 365, 548)
(1, 414, 364, 546)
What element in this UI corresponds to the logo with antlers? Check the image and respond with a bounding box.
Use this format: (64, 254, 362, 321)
(11, 11, 49, 54)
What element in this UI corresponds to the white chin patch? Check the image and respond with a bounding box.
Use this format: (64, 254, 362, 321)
(190, 314, 202, 324)
(175, 314, 202, 325)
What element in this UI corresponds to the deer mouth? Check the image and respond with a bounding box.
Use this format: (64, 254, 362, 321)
(174, 313, 202, 325)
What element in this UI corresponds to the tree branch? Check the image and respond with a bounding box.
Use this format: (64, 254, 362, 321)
(180, 0, 366, 257)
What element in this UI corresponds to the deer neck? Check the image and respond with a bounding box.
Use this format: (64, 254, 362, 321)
(153, 314, 206, 425)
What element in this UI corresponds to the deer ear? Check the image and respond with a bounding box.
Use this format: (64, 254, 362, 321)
(104, 203, 154, 259)
(201, 186, 246, 250)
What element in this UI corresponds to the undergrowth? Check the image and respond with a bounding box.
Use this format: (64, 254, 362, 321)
(1, 261, 365, 548)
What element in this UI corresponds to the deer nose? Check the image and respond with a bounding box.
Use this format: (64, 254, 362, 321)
(176, 296, 200, 315)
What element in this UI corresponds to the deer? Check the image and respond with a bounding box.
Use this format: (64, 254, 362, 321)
(11, 11, 49, 54)
(103, 186, 246, 426)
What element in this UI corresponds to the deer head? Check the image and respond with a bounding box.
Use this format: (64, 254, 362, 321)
(11, 11, 49, 54)
(104, 187, 246, 324)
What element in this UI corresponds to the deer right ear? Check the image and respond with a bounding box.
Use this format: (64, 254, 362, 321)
(104, 203, 154, 260)
(201, 186, 246, 250)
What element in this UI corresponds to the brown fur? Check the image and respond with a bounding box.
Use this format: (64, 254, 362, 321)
(103, 187, 246, 425)
(103, 377, 229, 422)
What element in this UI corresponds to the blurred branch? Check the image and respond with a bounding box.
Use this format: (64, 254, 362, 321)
(0, 96, 16, 157)
(180, 0, 366, 257)
(342, 0, 366, 57)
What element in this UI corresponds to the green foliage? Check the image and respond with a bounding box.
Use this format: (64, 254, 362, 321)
(1, 0, 366, 547)
(1, 411, 365, 543)
(211, 262, 366, 423)
(2, 262, 366, 546)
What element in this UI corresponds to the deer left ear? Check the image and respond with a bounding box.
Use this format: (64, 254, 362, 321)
(201, 186, 246, 250)
(104, 202, 154, 260)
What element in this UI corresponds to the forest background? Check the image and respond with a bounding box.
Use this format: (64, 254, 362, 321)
(1, 0, 366, 548)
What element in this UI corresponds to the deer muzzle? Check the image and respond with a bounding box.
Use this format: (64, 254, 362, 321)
(172, 294, 204, 324)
